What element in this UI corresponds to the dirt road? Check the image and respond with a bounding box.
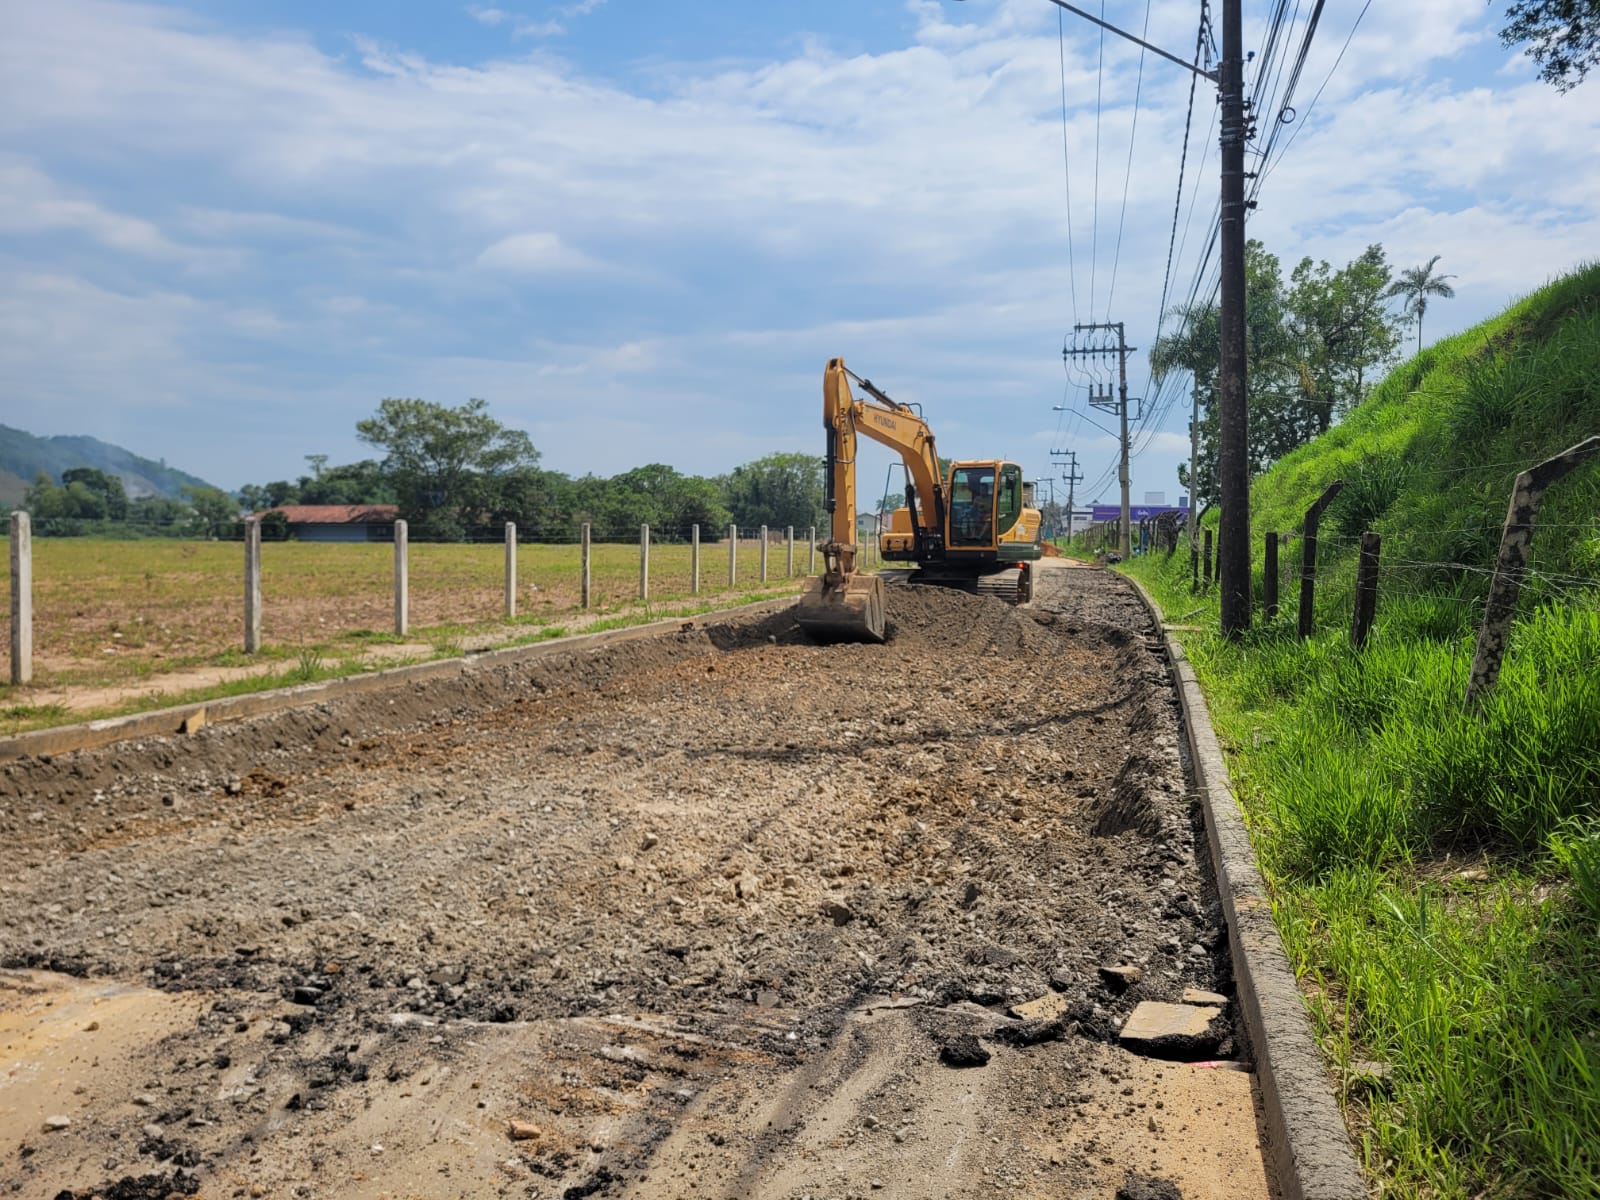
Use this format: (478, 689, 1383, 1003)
(0, 560, 1271, 1199)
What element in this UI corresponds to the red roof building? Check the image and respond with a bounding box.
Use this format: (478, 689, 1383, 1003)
(250, 505, 398, 542)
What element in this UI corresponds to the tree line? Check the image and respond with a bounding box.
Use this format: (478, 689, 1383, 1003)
(15, 402, 831, 541)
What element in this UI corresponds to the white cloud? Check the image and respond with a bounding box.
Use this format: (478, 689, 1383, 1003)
(0, 0, 1593, 493)
(475, 231, 604, 274)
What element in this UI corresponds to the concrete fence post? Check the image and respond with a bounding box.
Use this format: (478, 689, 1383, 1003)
(1263, 532, 1279, 620)
(580, 523, 592, 610)
(505, 522, 517, 620)
(639, 523, 650, 601)
(243, 516, 261, 655)
(691, 524, 700, 595)
(728, 524, 738, 587)
(786, 526, 795, 577)
(808, 527, 816, 574)
(1351, 531, 1381, 650)
(9, 511, 33, 684)
(1298, 481, 1345, 641)
(393, 519, 409, 637)
(759, 525, 769, 582)
(1466, 436, 1600, 709)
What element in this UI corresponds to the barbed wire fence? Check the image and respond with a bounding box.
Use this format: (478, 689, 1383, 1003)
(4, 513, 824, 689)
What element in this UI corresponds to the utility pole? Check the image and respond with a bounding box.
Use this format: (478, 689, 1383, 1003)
(1050, 448, 1083, 539)
(1217, 0, 1251, 636)
(1035, 0, 1245, 624)
(1064, 323, 1135, 558)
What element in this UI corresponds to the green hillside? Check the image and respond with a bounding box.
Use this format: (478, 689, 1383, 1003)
(0, 425, 221, 507)
(1124, 262, 1600, 1198)
(1252, 260, 1600, 617)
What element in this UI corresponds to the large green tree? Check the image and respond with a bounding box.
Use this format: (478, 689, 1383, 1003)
(356, 398, 537, 538)
(1285, 244, 1403, 432)
(1502, 0, 1600, 90)
(720, 452, 825, 532)
(598, 464, 729, 538)
(1151, 240, 1402, 498)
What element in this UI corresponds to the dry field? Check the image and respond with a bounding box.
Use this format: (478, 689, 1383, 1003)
(0, 537, 801, 727)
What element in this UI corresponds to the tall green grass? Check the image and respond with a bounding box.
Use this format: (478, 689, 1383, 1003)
(1119, 260, 1600, 1199)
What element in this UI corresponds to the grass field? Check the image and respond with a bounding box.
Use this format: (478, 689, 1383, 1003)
(0, 536, 806, 722)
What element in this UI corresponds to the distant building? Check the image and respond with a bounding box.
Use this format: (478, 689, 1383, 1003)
(250, 504, 398, 543)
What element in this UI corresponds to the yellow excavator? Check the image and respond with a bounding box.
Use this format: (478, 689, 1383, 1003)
(796, 357, 1042, 643)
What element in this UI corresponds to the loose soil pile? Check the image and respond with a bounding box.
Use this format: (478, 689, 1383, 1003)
(0, 563, 1267, 1200)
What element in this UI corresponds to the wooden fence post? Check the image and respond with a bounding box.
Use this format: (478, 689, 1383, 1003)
(809, 526, 816, 574)
(691, 524, 700, 595)
(1466, 436, 1600, 709)
(759, 525, 769, 582)
(1263, 532, 1279, 620)
(639, 524, 650, 601)
(393, 519, 409, 637)
(10, 511, 33, 684)
(505, 522, 517, 619)
(786, 526, 795, 577)
(580, 523, 592, 610)
(1202, 528, 1214, 590)
(1351, 531, 1381, 649)
(728, 524, 738, 587)
(1297, 481, 1345, 640)
(243, 516, 261, 654)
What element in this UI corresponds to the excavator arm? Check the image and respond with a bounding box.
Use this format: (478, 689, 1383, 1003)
(800, 356, 941, 643)
(822, 359, 946, 561)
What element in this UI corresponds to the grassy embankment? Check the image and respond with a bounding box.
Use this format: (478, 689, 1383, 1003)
(0, 539, 799, 732)
(1123, 263, 1600, 1198)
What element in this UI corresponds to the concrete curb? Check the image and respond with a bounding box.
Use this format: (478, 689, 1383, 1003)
(1121, 572, 1367, 1200)
(0, 595, 799, 763)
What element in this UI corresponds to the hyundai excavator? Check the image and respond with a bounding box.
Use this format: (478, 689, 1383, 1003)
(796, 357, 1042, 643)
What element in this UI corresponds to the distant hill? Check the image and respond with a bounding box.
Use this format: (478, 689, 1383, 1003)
(0, 425, 222, 506)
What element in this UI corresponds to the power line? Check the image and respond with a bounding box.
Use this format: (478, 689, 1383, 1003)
(1258, 0, 1372, 188)
(1057, 8, 1081, 324)
(1153, 9, 1210, 350)
(1102, 0, 1153, 321)
(1089, 0, 1106, 315)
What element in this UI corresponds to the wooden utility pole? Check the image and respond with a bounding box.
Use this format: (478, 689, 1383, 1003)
(1217, 0, 1250, 637)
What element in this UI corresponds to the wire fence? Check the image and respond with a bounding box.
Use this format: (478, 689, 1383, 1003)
(2, 515, 823, 698)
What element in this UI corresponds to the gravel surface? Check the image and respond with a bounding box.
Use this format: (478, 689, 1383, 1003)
(0, 562, 1268, 1200)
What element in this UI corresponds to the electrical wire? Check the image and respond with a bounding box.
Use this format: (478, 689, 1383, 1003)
(1057, 8, 1081, 324)
(1102, 0, 1153, 321)
(1089, 0, 1106, 316)
(1258, 0, 1373, 188)
(1153, 11, 1209, 346)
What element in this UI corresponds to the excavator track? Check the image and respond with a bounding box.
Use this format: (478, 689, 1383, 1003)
(975, 564, 1032, 606)
(884, 563, 1033, 606)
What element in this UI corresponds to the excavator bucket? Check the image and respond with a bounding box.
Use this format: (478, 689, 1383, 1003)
(795, 573, 886, 644)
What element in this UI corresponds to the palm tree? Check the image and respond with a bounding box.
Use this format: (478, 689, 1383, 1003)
(1385, 255, 1456, 353)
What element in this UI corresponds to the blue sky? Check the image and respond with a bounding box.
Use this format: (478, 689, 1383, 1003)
(3, 0, 1596, 504)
